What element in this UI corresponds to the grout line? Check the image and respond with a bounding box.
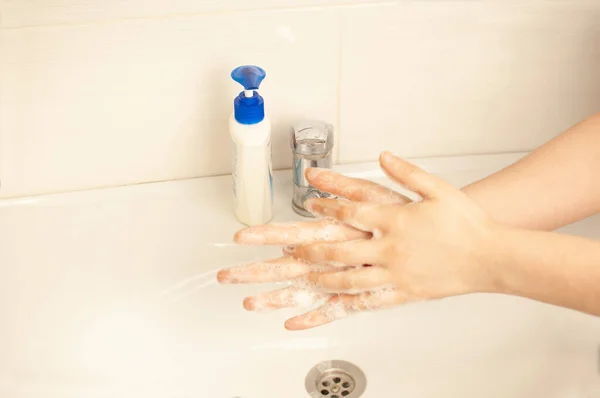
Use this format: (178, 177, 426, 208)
(0, 1, 398, 30)
(0, 174, 227, 201)
(2, 0, 594, 29)
(334, 8, 345, 165)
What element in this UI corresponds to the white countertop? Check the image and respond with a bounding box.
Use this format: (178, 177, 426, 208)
(1, 152, 600, 398)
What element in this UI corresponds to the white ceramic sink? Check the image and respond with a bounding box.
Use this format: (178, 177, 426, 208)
(1, 153, 599, 398)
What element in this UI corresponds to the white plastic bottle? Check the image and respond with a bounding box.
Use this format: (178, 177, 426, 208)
(229, 65, 273, 226)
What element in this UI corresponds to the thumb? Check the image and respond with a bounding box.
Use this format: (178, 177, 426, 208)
(379, 151, 457, 200)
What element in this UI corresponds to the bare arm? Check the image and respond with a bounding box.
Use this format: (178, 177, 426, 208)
(492, 228, 600, 316)
(463, 112, 600, 230)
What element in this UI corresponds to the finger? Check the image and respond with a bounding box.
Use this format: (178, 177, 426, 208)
(379, 151, 457, 200)
(234, 219, 369, 246)
(309, 266, 393, 293)
(217, 256, 335, 284)
(289, 239, 388, 267)
(243, 286, 329, 312)
(306, 168, 410, 205)
(304, 198, 386, 232)
(284, 288, 407, 330)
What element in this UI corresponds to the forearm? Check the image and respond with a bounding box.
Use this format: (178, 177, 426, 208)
(463, 112, 600, 230)
(490, 227, 600, 316)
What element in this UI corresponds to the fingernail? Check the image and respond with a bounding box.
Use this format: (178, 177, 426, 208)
(380, 151, 394, 163)
(216, 270, 239, 284)
(216, 270, 228, 283)
(284, 316, 311, 331)
(284, 318, 297, 330)
(303, 199, 321, 216)
(235, 229, 265, 245)
(242, 297, 254, 311)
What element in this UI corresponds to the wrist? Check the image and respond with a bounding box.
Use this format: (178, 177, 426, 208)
(470, 222, 519, 295)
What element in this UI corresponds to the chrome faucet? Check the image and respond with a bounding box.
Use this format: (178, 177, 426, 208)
(290, 120, 335, 217)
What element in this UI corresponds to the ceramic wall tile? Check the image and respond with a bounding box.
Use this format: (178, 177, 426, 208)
(0, 9, 341, 198)
(338, 2, 600, 162)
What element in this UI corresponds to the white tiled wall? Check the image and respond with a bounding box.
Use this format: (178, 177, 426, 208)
(339, 2, 600, 162)
(1, 1, 599, 198)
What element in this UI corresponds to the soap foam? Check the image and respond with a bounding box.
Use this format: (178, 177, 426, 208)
(269, 219, 367, 244)
(344, 184, 407, 205)
(221, 259, 333, 283)
(321, 298, 350, 321)
(317, 287, 401, 323)
(247, 286, 329, 312)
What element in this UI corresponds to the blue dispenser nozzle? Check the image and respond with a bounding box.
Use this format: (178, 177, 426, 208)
(231, 65, 266, 91)
(231, 65, 266, 125)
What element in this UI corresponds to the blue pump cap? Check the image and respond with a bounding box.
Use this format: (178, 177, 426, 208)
(231, 65, 266, 90)
(231, 65, 266, 125)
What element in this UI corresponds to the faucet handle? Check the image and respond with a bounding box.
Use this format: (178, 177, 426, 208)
(290, 120, 334, 158)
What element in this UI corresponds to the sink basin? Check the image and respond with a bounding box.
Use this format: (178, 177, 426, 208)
(1, 153, 599, 398)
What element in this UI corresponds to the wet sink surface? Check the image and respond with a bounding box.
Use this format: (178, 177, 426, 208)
(1, 153, 600, 398)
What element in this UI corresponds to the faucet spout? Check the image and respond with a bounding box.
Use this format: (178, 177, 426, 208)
(290, 120, 335, 217)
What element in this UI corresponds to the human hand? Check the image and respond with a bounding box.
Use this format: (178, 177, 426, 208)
(217, 158, 412, 304)
(218, 152, 502, 330)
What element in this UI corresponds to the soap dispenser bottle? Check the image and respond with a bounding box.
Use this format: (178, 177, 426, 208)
(229, 65, 273, 226)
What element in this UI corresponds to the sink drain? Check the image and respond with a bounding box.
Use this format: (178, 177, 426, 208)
(305, 360, 366, 398)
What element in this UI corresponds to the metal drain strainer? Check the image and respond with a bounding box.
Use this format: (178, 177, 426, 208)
(305, 360, 366, 398)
